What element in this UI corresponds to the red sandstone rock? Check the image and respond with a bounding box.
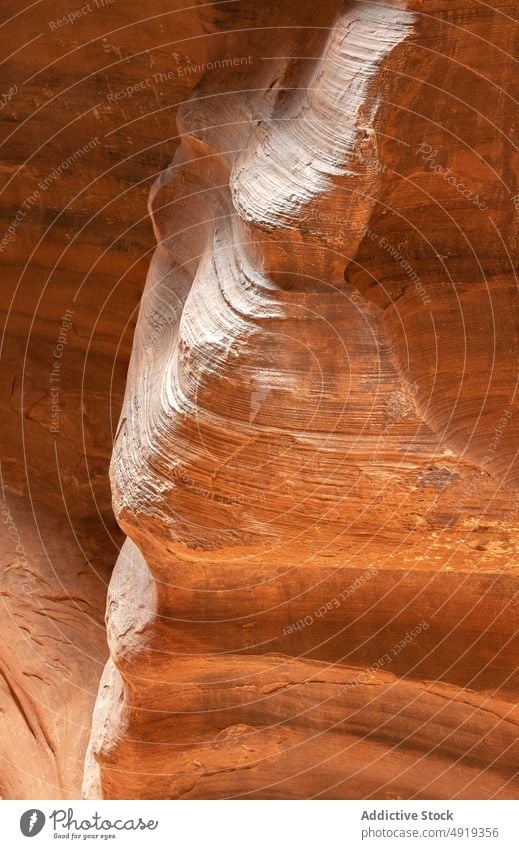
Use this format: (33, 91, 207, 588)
(85, 0, 519, 800)
(0, 0, 517, 801)
(0, 0, 202, 798)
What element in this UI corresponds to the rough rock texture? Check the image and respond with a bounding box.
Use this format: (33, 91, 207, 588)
(84, 1, 519, 799)
(0, 0, 204, 797)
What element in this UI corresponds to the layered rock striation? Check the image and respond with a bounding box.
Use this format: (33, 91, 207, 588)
(85, 1, 519, 798)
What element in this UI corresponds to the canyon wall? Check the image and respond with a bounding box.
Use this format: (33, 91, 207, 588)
(0, 0, 203, 797)
(0, 0, 516, 800)
(84, 1, 519, 799)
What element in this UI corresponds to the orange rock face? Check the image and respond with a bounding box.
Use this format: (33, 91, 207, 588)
(85, 0, 518, 799)
(0, 0, 202, 798)
(0, 0, 517, 800)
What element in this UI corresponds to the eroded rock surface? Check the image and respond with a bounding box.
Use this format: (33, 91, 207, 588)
(85, 1, 518, 799)
(0, 0, 203, 797)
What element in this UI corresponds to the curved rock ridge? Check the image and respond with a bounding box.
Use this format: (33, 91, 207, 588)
(85, 0, 519, 799)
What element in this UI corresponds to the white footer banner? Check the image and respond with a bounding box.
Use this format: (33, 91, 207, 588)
(2, 800, 517, 848)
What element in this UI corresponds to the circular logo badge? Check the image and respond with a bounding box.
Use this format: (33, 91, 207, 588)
(20, 810, 46, 837)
